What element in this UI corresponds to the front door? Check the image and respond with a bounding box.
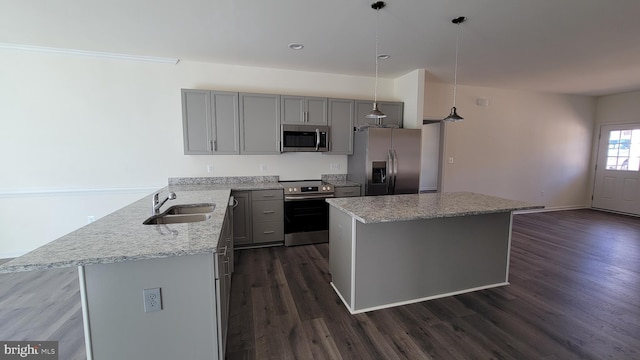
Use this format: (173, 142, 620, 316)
(592, 124, 640, 215)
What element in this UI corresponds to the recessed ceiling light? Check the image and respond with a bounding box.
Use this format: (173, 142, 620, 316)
(377, 54, 390, 60)
(288, 43, 304, 50)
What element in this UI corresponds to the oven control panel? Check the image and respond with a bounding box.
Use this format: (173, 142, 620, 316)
(281, 181, 334, 195)
(284, 185, 333, 194)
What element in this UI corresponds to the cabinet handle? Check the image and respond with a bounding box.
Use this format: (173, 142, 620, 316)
(213, 140, 217, 151)
(210, 140, 214, 151)
(263, 210, 275, 214)
(232, 198, 239, 208)
(262, 194, 275, 198)
(263, 231, 275, 234)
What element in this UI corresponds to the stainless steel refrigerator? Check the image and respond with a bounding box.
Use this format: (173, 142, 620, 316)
(347, 127, 421, 195)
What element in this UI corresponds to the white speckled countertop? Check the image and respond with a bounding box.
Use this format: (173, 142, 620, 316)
(0, 176, 285, 274)
(0, 175, 365, 274)
(326, 192, 543, 224)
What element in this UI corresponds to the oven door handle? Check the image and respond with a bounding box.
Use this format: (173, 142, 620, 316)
(285, 194, 335, 201)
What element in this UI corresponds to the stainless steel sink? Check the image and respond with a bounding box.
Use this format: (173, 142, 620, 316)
(143, 213, 212, 225)
(165, 204, 216, 215)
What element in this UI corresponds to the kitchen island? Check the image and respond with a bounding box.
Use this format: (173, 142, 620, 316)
(326, 192, 542, 314)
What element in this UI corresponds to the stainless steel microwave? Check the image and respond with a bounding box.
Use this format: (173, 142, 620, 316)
(281, 124, 330, 152)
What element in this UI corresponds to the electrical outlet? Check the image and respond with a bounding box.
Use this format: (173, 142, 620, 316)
(259, 164, 267, 172)
(87, 216, 95, 224)
(143, 288, 162, 313)
(330, 163, 340, 171)
(448, 157, 454, 164)
(206, 164, 214, 173)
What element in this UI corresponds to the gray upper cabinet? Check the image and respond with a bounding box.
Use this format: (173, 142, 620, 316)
(181, 89, 239, 155)
(239, 93, 281, 155)
(327, 98, 355, 155)
(354, 100, 404, 128)
(281, 96, 327, 125)
(182, 89, 212, 154)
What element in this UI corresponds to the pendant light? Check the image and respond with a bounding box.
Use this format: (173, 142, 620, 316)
(365, 1, 387, 121)
(443, 16, 467, 122)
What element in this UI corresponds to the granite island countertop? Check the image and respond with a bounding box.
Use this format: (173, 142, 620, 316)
(326, 192, 543, 224)
(0, 177, 285, 274)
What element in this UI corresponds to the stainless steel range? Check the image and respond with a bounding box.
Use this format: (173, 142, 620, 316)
(280, 180, 334, 246)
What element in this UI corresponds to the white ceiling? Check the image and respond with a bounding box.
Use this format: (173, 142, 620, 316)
(2, 0, 640, 96)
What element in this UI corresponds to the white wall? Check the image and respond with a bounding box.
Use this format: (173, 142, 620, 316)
(0, 50, 398, 256)
(424, 81, 596, 209)
(394, 69, 425, 129)
(595, 90, 640, 126)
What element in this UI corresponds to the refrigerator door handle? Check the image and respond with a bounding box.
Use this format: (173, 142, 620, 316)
(387, 149, 394, 194)
(391, 149, 399, 194)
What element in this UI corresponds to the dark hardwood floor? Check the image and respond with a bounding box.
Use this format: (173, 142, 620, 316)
(226, 209, 640, 360)
(0, 263, 86, 360)
(1, 209, 638, 359)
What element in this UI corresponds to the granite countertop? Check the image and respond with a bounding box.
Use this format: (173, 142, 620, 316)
(324, 179, 361, 187)
(326, 192, 543, 224)
(320, 174, 361, 188)
(0, 176, 285, 274)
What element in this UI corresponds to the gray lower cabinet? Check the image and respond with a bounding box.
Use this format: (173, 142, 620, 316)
(231, 191, 252, 246)
(181, 89, 240, 155)
(251, 189, 284, 244)
(355, 100, 404, 128)
(281, 96, 328, 125)
(233, 189, 284, 247)
(327, 98, 355, 155)
(216, 202, 233, 359)
(239, 93, 281, 154)
(334, 185, 361, 197)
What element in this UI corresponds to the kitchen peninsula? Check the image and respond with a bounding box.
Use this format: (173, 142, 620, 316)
(0, 176, 283, 360)
(326, 192, 542, 314)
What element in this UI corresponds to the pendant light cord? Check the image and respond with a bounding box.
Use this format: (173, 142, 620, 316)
(452, 21, 461, 107)
(374, 8, 380, 103)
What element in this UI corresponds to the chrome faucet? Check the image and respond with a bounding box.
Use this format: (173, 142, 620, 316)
(152, 191, 177, 214)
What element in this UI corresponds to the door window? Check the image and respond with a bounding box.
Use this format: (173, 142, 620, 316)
(606, 129, 640, 171)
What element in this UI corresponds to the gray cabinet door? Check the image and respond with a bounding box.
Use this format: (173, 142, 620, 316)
(379, 101, 404, 128)
(182, 89, 213, 154)
(306, 97, 328, 125)
(239, 93, 281, 154)
(232, 191, 252, 246)
(327, 98, 354, 155)
(354, 100, 404, 128)
(211, 91, 240, 154)
(182, 89, 239, 155)
(281, 96, 327, 125)
(281, 95, 304, 124)
(251, 189, 284, 244)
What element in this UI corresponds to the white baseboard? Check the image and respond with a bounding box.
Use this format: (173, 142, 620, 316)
(514, 205, 587, 214)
